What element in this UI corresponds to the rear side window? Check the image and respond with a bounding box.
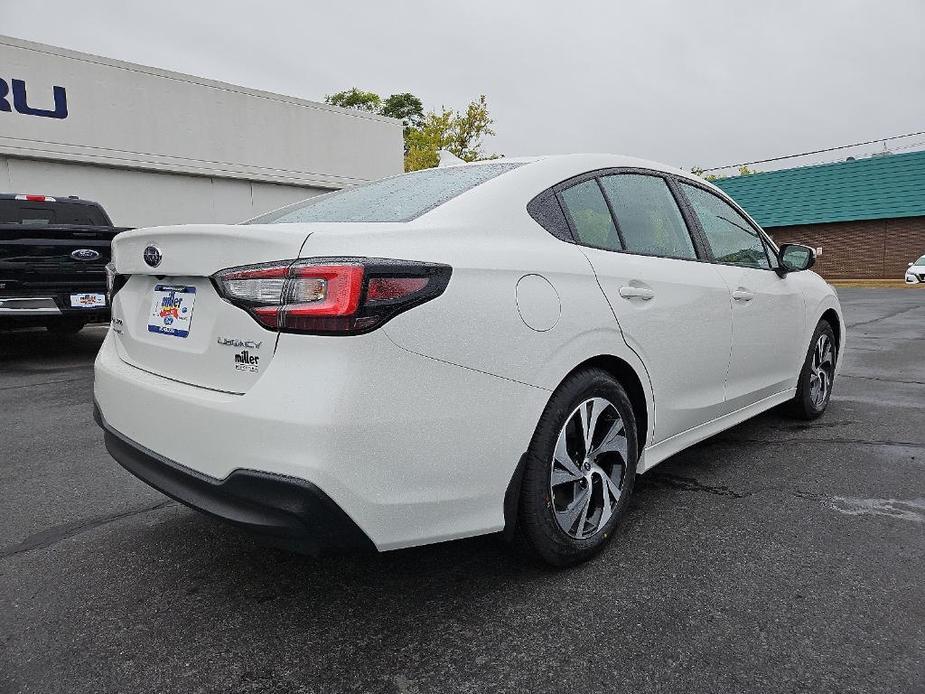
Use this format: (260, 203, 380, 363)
(599, 174, 696, 259)
(559, 180, 622, 251)
(681, 183, 770, 269)
(0, 200, 109, 226)
(248, 163, 523, 224)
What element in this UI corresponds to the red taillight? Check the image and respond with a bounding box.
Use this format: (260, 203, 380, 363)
(366, 277, 429, 301)
(287, 265, 364, 316)
(213, 258, 451, 335)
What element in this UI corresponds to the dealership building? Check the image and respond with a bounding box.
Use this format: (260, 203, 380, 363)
(715, 150, 925, 279)
(0, 35, 403, 228)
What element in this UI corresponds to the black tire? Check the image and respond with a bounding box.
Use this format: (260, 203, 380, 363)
(46, 318, 87, 335)
(789, 320, 837, 420)
(518, 367, 638, 567)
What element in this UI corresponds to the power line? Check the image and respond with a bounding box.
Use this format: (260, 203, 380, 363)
(702, 130, 925, 172)
(788, 140, 925, 169)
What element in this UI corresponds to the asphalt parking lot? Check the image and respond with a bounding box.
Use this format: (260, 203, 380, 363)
(1, 287, 923, 694)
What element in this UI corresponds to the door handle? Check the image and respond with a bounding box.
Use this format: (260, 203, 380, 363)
(732, 289, 754, 302)
(619, 286, 655, 301)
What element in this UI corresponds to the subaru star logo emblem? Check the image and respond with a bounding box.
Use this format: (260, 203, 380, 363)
(70, 248, 100, 261)
(143, 245, 162, 268)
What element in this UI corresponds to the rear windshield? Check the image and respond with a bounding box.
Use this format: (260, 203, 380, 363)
(248, 162, 523, 224)
(0, 200, 110, 226)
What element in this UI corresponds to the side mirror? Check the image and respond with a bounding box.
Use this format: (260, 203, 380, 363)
(779, 243, 816, 273)
(910, 262, 915, 268)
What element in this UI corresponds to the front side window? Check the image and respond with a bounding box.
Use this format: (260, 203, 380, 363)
(681, 183, 770, 269)
(559, 180, 622, 251)
(248, 162, 523, 224)
(599, 174, 696, 259)
(763, 237, 781, 270)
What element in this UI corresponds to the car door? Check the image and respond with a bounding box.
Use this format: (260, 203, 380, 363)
(557, 172, 733, 443)
(678, 181, 806, 411)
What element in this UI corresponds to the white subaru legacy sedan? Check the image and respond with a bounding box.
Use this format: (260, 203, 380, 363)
(94, 154, 843, 566)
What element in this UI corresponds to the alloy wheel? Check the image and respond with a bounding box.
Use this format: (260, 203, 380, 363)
(549, 397, 629, 539)
(808, 333, 835, 409)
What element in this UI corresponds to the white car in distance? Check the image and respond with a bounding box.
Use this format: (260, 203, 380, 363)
(94, 154, 843, 566)
(905, 255, 925, 284)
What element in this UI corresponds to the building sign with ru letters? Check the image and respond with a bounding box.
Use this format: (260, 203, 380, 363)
(0, 78, 68, 119)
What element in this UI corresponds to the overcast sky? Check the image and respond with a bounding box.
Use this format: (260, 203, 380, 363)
(2, 0, 923, 175)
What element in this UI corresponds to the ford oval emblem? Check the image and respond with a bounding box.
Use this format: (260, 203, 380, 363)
(70, 248, 101, 261)
(143, 245, 162, 268)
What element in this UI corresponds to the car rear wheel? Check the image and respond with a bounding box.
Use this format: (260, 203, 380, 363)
(518, 368, 637, 567)
(46, 318, 87, 335)
(789, 320, 837, 420)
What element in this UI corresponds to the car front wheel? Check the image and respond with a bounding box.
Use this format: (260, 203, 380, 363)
(518, 368, 638, 567)
(789, 320, 837, 420)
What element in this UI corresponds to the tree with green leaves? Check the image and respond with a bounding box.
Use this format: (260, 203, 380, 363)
(690, 164, 760, 181)
(404, 96, 497, 171)
(324, 88, 382, 113)
(325, 88, 498, 171)
(380, 93, 424, 129)
(379, 93, 424, 156)
(690, 166, 719, 181)
(403, 108, 454, 171)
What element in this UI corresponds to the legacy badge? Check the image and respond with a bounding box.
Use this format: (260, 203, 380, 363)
(217, 336, 263, 349)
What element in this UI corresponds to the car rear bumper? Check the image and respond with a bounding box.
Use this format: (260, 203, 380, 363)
(0, 292, 109, 320)
(93, 328, 548, 550)
(0, 297, 63, 315)
(94, 402, 376, 554)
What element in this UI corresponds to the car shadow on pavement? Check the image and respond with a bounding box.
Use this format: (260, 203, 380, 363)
(97, 402, 803, 592)
(91, 407, 788, 611)
(0, 325, 108, 366)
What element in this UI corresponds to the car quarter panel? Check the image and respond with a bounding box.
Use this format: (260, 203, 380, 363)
(298, 219, 621, 372)
(295, 219, 657, 453)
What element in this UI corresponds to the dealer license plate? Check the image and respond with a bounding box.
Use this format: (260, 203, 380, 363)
(147, 284, 197, 338)
(70, 293, 106, 308)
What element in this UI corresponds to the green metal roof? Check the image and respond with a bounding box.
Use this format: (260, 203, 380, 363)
(712, 148, 925, 228)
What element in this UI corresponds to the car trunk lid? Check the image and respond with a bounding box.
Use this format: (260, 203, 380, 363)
(110, 224, 311, 393)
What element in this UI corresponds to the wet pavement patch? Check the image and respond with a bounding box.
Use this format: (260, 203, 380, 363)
(1, 290, 923, 694)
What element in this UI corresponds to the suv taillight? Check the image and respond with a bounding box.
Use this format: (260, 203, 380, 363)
(212, 257, 452, 335)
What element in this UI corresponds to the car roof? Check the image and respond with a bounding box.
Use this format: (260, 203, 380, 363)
(441, 153, 721, 200)
(421, 153, 748, 229)
(455, 153, 700, 181)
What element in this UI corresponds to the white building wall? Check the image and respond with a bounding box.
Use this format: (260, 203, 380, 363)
(0, 156, 321, 227)
(0, 35, 403, 227)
